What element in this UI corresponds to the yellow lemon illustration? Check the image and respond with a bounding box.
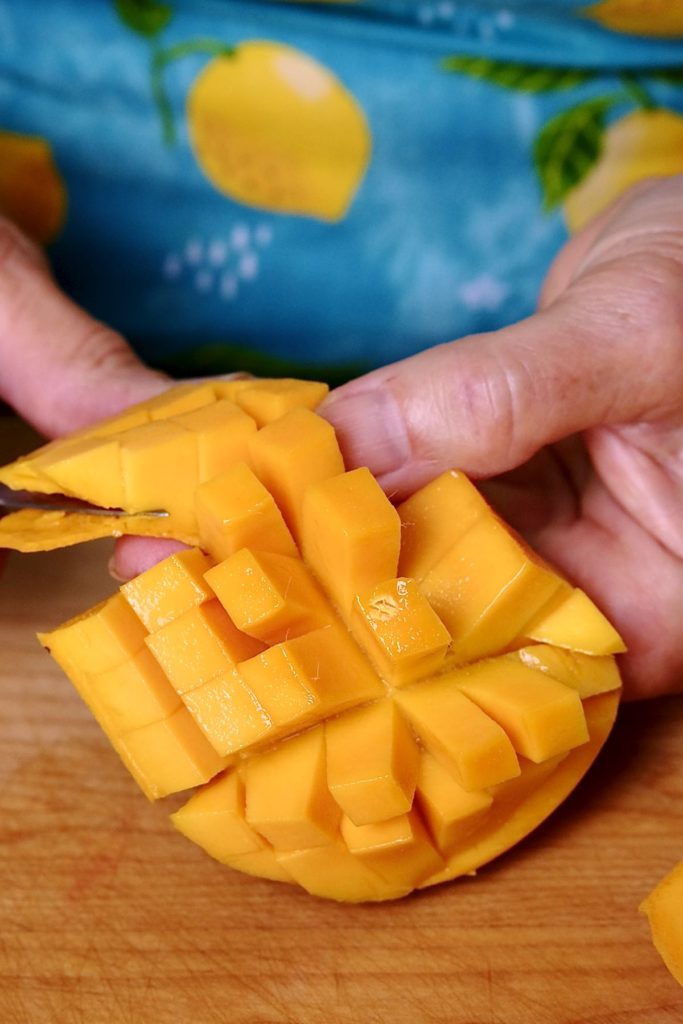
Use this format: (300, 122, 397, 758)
(583, 0, 683, 36)
(187, 41, 371, 221)
(0, 130, 66, 244)
(564, 108, 683, 232)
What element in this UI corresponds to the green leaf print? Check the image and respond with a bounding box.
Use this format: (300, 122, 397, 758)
(651, 68, 683, 87)
(150, 39, 236, 144)
(440, 56, 597, 93)
(533, 97, 616, 211)
(114, 0, 173, 38)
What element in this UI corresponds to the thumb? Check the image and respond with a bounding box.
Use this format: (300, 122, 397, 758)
(0, 219, 168, 439)
(320, 266, 682, 499)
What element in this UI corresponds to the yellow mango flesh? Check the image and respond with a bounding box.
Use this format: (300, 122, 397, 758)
(325, 701, 421, 825)
(640, 861, 683, 987)
(522, 587, 627, 655)
(0, 377, 329, 547)
(6, 378, 625, 902)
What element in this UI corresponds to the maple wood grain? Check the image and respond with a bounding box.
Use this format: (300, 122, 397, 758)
(1, 415, 682, 1024)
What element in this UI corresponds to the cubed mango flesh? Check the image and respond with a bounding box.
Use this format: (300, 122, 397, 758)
(521, 587, 627, 655)
(31, 436, 125, 510)
(121, 548, 215, 632)
(204, 549, 333, 645)
(195, 462, 297, 562)
(6, 379, 625, 902)
(173, 399, 257, 481)
(301, 467, 402, 620)
(325, 700, 421, 825)
(243, 726, 340, 849)
(340, 809, 444, 890)
(397, 469, 488, 580)
(351, 577, 451, 687)
(248, 406, 344, 542)
(420, 515, 568, 664)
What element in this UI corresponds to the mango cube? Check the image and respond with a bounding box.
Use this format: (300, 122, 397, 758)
(416, 752, 493, 853)
(172, 399, 257, 480)
(325, 701, 420, 825)
(171, 770, 268, 860)
(205, 549, 332, 645)
(237, 645, 321, 732)
(277, 842, 400, 902)
(121, 548, 215, 632)
(74, 404, 151, 440)
(244, 727, 340, 849)
(420, 515, 567, 664)
(118, 706, 227, 800)
(397, 470, 488, 580)
(248, 407, 344, 540)
(120, 421, 199, 529)
(230, 378, 328, 427)
(90, 647, 181, 732)
(301, 468, 401, 619)
(340, 809, 444, 889)
(352, 577, 451, 686)
(170, 745, 295, 885)
(181, 669, 272, 756)
(395, 679, 521, 790)
(239, 625, 384, 724)
(455, 658, 590, 763)
(226, 848, 294, 883)
(40, 593, 148, 676)
(195, 462, 297, 562)
(145, 381, 218, 420)
(145, 599, 264, 693)
(31, 436, 125, 510)
(511, 644, 622, 699)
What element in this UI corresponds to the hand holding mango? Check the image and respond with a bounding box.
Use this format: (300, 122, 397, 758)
(0, 218, 168, 438)
(323, 176, 683, 701)
(2, 176, 683, 701)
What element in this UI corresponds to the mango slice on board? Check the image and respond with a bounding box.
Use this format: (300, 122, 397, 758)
(640, 862, 683, 987)
(3, 379, 624, 901)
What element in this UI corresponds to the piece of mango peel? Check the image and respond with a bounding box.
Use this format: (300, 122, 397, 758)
(640, 862, 683, 987)
(2, 377, 627, 902)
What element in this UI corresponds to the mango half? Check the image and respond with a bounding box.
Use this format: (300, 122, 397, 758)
(0, 379, 624, 902)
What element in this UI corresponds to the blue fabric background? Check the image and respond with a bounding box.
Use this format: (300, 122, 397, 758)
(1, 1, 681, 377)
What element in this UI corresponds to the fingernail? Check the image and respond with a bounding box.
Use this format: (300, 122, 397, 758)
(321, 386, 411, 478)
(107, 554, 126, 582)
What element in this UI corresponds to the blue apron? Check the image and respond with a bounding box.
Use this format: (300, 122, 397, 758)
(1, 0, 682, 381)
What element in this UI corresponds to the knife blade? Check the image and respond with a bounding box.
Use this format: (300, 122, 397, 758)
(0, 483, 168, 518)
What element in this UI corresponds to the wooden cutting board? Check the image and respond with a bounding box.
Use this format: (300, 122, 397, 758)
(1, 416, 682, 1023)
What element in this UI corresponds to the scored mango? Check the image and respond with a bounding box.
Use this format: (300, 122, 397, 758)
(2, 378, 625, 902)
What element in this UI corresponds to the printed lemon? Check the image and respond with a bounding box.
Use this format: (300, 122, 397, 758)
(583, 0, 683, 36)
(563, 108, 683, 233)
(0, 130, 66, 244)
(187, 41, 371, 222)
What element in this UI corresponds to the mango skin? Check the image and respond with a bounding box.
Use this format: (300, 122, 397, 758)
(3, 379, 626, 902)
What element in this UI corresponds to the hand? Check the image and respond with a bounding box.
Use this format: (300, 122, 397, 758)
(0, 218, 184, 576)
(0, 218, 168, 438)
(322, 176, 683, 701)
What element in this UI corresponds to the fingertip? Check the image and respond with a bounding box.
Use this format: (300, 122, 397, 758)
(110, 536, 189, 582)
(321, 384, 411, 478)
